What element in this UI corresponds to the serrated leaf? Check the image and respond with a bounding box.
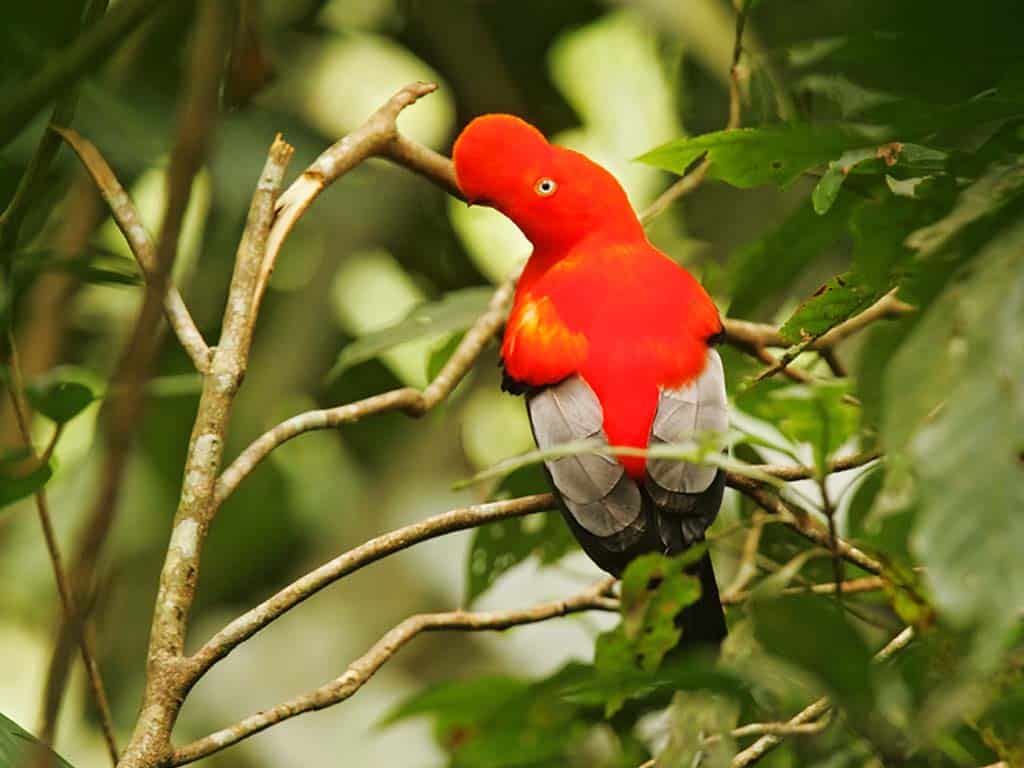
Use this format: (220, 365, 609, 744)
(25, 375, 96, 424)
(638, 124, 872, 188)
(779, 272, 883, 345)
(0, 449, 53, 509)
(464, 466, 567, 605)
(328, 286, 494, 380)
(0, 711, 76, 768)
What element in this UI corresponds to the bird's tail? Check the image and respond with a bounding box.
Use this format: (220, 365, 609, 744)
(675, 550, 727, 648)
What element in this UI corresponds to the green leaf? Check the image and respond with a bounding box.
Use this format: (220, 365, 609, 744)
(638, 124, 871, 188)
(25, 372, 96, 424)
(850, 197, 934, 291)
(387, 665, 588, 765)
(728, 196, 854, 319)
(886, 222, 1024, 637)
(383, 675, 527, 728)
(779, 272, 883, 344)
(618, 552, 702, 671)
(751, 594, 886, 726)
(814, 144, 947, 214)
(0, 449, 53, 509)
(464, 466, 568, 605)
(328, 286, 494, 380)
(0, 710, 76, 767)
(812, 147, 877, 214)
(905, 158, 1024, 257)
(12, 248, 142, 288)
(743, 382, 859, 469)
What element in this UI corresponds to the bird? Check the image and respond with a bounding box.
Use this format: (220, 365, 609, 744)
(452, 114, 729, 647)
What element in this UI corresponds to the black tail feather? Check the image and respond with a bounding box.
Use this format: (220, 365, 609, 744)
(676, 551, 728, 648)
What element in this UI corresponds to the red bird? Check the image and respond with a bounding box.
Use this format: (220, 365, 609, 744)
(453, 115, 728, 645)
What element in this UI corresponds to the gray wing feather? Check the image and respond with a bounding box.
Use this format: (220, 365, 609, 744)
(528, 377, 643, 540)
(645, 350, 728, 513)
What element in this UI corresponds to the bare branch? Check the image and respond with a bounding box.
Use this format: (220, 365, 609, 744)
(214, 276, 515, 507)
(730, 627, 915, 767)
(116, 113, 291, 768)
(172, 579, 616, 766)
(721, 576, 885, 606)
(54, 126, 211, 371)
(725, 473, 883, 575)
(639, 0, 751, 224)
(754, 450, 880, 482)
(722, 512, 764, 601)
(189, 493, 554, 679)
(252, 81, 455, 322)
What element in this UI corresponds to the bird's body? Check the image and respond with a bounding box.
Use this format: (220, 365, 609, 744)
(453, 115, 728, 645)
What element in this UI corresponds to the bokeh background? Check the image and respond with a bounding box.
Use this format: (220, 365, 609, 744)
(2, 0, 1020, 766)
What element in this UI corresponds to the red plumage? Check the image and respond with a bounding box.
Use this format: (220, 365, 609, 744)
(453, 115, 722, 478)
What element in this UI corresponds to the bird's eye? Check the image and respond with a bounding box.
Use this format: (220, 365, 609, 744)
(534, 178, 558, 197)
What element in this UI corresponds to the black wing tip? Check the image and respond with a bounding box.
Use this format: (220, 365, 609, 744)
(499, 361, 538, 396)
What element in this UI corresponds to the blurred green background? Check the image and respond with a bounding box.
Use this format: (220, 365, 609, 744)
(2, 0, 1022, 766)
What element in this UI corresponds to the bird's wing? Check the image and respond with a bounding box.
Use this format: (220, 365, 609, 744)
(527, 376, 643, 544)
(644, 349, 728, 546)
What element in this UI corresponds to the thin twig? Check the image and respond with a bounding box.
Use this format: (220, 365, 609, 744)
(730, 627, 915, 767)
(188, 493, 554, 679)
(725, 473, 883, 575)
(3, 327, 119, 764)
(54, 127, 211, 371)
(172, 579, 616, 766)
(251, 81, 458, 323)
(638, 0, 751, 224)
(746, 290, 914, 384)
(722, 512, 764, 601)
(721, 576, 885, 606)
(214, 276, 515, 507)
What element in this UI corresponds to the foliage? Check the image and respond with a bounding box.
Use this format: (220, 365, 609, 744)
(1, 0, 1022, 766)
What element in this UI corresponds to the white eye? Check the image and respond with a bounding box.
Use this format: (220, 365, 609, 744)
(534, 178, 558, 197)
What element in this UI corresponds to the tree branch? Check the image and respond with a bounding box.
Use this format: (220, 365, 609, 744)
(251, 81, 459, 323)
(214, 276, 514, 507)
(116, 131, 293, 768)
(725, 472, 883, 575)
(638, 0, 751, 224)
(172, 579, 616, 766)
(54, 126, 211, 371)
(188, 493, 554, 679)
(730, 627, 915, 767)
(745, 289, 914, 384)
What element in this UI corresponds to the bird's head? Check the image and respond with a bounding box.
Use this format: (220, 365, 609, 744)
(452, 114, 641, 251)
